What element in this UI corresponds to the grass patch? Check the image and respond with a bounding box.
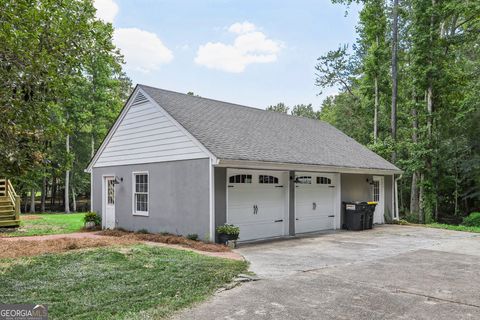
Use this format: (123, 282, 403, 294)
(0, 245, 248, 319)
(426, 223, 480, 233)
(0, 213, 86, 237)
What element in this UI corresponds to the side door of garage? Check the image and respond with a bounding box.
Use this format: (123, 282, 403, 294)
(227, 170, 287, 241)
(295, 173, 336, 234)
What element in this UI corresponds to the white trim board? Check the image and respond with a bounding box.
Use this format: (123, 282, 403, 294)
(217, 159, 403, 175)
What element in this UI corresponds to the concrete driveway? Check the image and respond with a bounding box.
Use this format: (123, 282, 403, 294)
(174, 225, 480, 319)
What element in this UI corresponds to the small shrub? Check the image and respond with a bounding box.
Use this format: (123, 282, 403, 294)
(186, 234, 198, 241)
(136, 229, 149, 234)
(216, 224, 240, 239)
(402, 212, 419, 224)
(462, 212, 480, 227)
(83, 212, 101, 226)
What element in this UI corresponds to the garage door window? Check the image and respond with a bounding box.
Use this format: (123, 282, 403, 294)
(296, 176, 312, 184)
(259, 175, 279, 184)
(229, 174, 252, 183)
(317, 176, 332, 185)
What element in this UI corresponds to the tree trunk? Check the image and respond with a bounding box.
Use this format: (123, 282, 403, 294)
(410, 172, 419, 215)
(40, 174, 47, 213)
(72, 186, 77, 212)
(390, 0, 399, 163)
(51, 175, 56, 207)
(65, 133, 70, 213)
(30, 189, 35, 213)
(374, 76, 379, 144)
(419, 173, 425, 224)
(410, 108, 420, 216)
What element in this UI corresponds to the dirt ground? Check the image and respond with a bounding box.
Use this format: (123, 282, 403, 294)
(0, 236, 138, 259)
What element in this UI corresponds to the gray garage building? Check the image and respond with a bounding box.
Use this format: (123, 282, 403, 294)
(86, 84, 402, 242)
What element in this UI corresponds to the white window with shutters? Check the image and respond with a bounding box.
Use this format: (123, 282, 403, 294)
(133, 172, 149, 216)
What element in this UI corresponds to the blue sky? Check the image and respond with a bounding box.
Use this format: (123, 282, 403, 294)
(95, 0, 361, 110)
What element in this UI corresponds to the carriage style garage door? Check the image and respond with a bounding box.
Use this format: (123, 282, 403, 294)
(295, 172, 336, 234)
(227, 169, 288, 241)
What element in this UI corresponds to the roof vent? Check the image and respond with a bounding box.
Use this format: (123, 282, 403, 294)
(132, 91, 148, 105)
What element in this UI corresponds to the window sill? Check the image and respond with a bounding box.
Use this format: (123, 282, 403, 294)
(133, 212, 149, 217)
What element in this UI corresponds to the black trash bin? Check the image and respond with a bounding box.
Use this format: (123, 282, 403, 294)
(363, 202, 377, 229)
(343, 202, 377, 231)
(343, 202, 366, 231)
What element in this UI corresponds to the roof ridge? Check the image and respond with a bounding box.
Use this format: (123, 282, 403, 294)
(138, 83, 325, 124)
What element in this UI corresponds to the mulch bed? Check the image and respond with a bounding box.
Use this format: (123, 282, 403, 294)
(97, 229, 230, 252)
(0, 237, 137, 259)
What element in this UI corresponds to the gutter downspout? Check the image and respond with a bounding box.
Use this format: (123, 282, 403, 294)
(394, 174, 403, 220)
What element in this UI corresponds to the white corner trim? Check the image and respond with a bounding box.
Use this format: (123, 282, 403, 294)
(132, 171, 149, 217)
(86, 86, 142, 172)
(209, 158, 215, 242)
(334, 172, 341, 230)
(140, 88, 218, 164)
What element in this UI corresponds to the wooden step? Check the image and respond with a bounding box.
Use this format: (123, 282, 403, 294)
(0, 214, 16, 221)
(0, 219, 20, 227)
(0, 209, 15, 215)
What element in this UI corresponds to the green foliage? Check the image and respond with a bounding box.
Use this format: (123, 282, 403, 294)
(0, 245, 248, 319)
(462, 212, 480, 227)
(216, 224, 240, 239)
(0, 0, 132, 211)
(321, 0, 480, 223)
(266, 102, 289, 113)
(136, 229, 150, 234)
(83, 212, 101, 226)
(187, 234, 199, 241)
(427, 223, 480, 234)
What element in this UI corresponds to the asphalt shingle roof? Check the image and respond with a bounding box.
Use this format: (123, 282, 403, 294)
(140, 85, 400, 172)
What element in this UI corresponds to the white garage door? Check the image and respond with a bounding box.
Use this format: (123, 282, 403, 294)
(227, 170, 287, 241)
(295, 172, 336, 234)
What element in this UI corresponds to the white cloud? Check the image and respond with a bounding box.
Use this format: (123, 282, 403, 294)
(94, 0, 118, 23)
(195, 21, 283, 73)
(114, 28, 174, 73)
(93, 0, 174, 73)
(228, 21, 256, 34)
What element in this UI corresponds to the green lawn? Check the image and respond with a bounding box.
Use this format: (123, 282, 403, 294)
(426, 222, 480, 233)
(0, 213, 86, 237)
(0, 245, 248, 319)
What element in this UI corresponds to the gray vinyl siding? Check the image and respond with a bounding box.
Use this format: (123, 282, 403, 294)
(94, 95, 208, 168)
(92, 159, 211, 240)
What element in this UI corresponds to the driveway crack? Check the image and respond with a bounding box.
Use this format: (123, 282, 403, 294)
(394, 289, 480, 309)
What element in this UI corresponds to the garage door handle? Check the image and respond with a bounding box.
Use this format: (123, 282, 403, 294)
(313, 202, 317, 210)
(274, 219, 283, 223)
(275, 185, 284, 188)
(228, 185, 234, 188)
(328, 215, 335, 218)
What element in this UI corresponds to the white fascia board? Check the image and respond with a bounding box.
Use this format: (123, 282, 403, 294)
(216, 159, 403, 175)
(140, 88, 218, 164)
(85, 86, 142, 173)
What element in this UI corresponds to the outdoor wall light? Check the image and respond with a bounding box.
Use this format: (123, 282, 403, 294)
(113, 176, 123, 184)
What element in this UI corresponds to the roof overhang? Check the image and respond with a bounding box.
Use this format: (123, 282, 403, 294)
(216, 159, 403, 175)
